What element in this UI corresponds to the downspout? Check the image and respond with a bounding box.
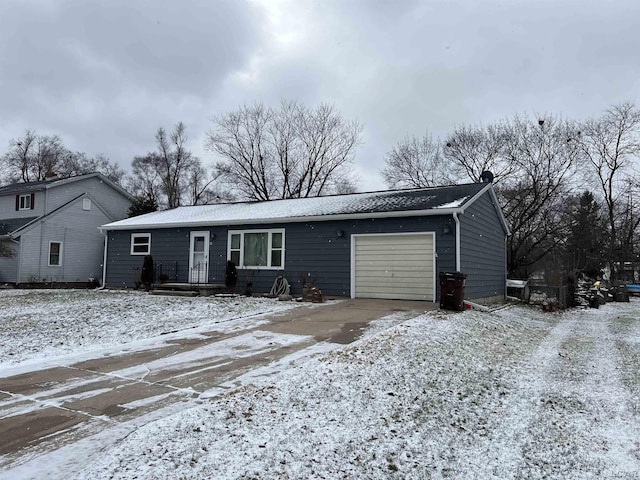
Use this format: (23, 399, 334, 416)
(12, 235, 22, 285)
(453, 212, 461, 272)
(38, 219, 44, 282)
(505, 232, 508, 299)
(100, 230, 108, 289)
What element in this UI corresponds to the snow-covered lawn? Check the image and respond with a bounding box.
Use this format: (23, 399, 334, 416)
(0, 289, 299, 366)
(2, 290, 640, 479)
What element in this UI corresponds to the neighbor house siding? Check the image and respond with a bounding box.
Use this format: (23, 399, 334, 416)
(17, 223, 43, 282)
(104, 215, 456, 297)
(0, 242, 19, 283)
(459, 191, 507, 299)
(46, 177, 130, 220)
(0, 191, 45, 218)
(17, 196, 113, 283)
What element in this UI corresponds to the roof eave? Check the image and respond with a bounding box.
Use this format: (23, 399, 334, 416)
(100, 207, 465, 231)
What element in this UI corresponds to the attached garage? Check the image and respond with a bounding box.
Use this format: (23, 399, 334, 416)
(351, 233, 436, 301)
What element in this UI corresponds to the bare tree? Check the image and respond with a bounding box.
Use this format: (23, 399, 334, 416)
(59, 152, 126, 185)
(154, 122, 198, 208)
(126, 154, 164, 208)
(1, 130, 65, 182)
(443, 122, 514, 184)
(1, 130, 124, 184)
(577, 102, 640, 279)
(128, 122, 223, 209)
(185, 163, 231, 205)
(382, 133, 454, 188)
(500, 114, 581, 276)
(293, 103, 362, 197)
(615, 179, 640, 268)
(206, 100, 362, 201)
(207, 103, 274, 201)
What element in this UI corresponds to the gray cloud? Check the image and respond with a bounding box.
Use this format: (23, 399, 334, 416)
(1, 0, 639, 192)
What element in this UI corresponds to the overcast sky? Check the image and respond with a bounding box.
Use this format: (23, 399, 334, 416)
(1, 0, 639, 192)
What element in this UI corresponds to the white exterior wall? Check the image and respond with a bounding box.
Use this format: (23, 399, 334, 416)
(17, 196, 111, 283)
(0, 191, 45, 218)
(0, 176, 130, 222)
(45, 176, 131, 220)
(17, 223, 42, 282)
(0, 241, 19, 282)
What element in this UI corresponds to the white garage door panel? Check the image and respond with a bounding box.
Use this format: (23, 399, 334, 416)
(356, 252, 433, 267)
(352, 233, 435, 301)
(355, 273, 434, 282)
(355, 266, 434, 278)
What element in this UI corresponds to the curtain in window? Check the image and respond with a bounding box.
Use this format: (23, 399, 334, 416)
(244, 233, 268, 266)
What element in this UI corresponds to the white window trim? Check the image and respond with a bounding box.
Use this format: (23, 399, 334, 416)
(227, 228, 285, 270)
(19, 194, 31, 210)
(48, 241, 63, 267)
(130, 233, 151, 255)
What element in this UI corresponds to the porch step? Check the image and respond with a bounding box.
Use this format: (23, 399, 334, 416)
(150, 290, 199, 297)
(150, 282, 227, 297)
(152, 282, 226, 292)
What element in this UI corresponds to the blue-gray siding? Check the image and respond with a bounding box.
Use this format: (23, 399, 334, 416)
(105, 215, 456, 297)
(459, 191, 507, 299)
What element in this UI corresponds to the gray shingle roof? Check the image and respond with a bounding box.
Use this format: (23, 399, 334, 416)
(102, 183, 491, 230)
(0, 217, 38, 235)
(0, 179, 56, 196)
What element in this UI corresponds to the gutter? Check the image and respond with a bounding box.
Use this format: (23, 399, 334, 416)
(100, 207, 469, 232)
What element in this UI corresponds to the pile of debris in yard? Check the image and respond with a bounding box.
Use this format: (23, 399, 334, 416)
(508, 273, 633, 312)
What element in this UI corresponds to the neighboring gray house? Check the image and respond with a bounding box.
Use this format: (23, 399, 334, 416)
(0, 173, 133, 285)
(100, 182, 509, 302)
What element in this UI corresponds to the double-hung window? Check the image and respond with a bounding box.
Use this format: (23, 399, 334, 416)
(130, 233, 151, 255)
(18, 194, 32, 210)
(228, 229, 284, 269)
(48, 242, 62, 266)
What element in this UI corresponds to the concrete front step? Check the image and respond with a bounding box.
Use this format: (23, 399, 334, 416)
(150, 290, 199, 297)
(152, 282, 226, 292)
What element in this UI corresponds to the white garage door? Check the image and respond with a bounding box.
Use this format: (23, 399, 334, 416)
(351, 233, 435, 301)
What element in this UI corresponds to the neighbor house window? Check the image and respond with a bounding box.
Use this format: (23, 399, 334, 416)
(130, 233, 151, 255)
(48, 242, 62, 266)
(228, 229, 284, 269)
(18, 194, 32, 210)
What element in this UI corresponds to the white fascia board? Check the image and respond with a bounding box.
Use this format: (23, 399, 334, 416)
(458, 182, 491, 213)
(100, 207, 465, 231)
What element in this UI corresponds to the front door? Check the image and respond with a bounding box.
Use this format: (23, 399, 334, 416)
(189, 231, 210, 283)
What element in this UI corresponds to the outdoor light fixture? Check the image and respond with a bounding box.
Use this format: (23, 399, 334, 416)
(336, 229, 344, 238)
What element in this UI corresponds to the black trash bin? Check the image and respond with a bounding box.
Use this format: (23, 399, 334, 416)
(439, 271, 467, 311)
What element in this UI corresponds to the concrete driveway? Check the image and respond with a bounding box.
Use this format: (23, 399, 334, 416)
(0, 298, 435, 469)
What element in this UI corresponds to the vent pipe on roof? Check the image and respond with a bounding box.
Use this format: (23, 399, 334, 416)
(480, 171, 494, 183)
